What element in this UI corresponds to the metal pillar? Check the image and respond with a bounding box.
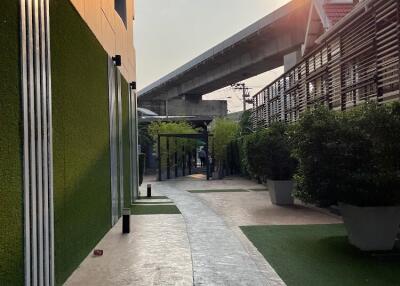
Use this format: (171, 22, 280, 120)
(188, 151, 192, 175)
(174, 139, 178, 178)
(157, 134, 162, 181)
(182, 146, 186, 176)
(166, 137, 170, 179)
(205, 132, 210, 180)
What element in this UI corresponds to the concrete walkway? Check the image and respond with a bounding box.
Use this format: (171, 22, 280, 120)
(65, 176, 341, 286)
(65, 215, 193, 286)
(154, 182, 281, 286)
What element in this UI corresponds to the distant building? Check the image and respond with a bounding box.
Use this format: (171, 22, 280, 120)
(252, 0, 400, 128)
(0, 1, 137, 285)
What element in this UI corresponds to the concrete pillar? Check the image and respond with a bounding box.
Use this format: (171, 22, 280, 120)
(284, 50, 302, 72)
(184, 94, 202, 103)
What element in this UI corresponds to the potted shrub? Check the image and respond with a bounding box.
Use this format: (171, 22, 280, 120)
(244, 129, 268, 182)
(291, 104, 400, 251)
(246, 123, 297, 205)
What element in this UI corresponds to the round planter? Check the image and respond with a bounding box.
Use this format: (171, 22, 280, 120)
(267, 180, 294, 205)
(339, 203, 400, 251)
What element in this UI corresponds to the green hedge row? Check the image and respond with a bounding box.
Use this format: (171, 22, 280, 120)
(242, 102, 400, 208)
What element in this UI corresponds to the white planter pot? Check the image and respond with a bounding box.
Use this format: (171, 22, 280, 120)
(339, 203, 400, 251)
(268, 180, 294, 205)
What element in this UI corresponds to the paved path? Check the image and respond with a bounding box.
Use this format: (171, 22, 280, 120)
(65, 215, 193, 286)
(65, 176, 341, 286)
(153, 180, 284, 286)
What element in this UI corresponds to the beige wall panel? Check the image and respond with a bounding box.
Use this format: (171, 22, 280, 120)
(101, 0, 115, 31)
(70, 0, 85, 18)
(68, 0, 136, 81)
(100, 13, 116, 56)
(84, 0, 102, 37)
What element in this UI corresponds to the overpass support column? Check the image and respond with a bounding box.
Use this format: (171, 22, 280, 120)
(284, 49, 302, 72)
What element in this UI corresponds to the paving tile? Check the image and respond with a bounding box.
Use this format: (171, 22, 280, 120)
(64, 215, 193, 286)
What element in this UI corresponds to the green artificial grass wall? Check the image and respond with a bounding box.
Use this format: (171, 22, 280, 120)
(241, 224, 400, 286)
(51, 1, 112, 284)
(0, 1, 24, 285)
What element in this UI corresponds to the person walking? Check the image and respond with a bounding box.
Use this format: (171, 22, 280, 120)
(198, 148, 206, 167)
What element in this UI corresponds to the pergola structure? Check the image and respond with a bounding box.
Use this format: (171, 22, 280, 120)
(157, 132, 213, 181)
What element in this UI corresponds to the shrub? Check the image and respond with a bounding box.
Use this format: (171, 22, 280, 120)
(291, 103, 400, 207)
(147, 121, 198, 167)
(245, 123, 297, 181)
(290, 107, 344, 206)
(211, 118, 239, 177)
(212, 118, 239, 164)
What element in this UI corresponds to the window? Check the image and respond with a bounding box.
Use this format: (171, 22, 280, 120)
(115, 0, 127, 27)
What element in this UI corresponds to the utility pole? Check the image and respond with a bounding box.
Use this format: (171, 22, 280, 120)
(232, 83, 252, 112)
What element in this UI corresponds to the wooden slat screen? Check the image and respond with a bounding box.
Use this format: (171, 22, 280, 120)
(251, 0, 400, 128)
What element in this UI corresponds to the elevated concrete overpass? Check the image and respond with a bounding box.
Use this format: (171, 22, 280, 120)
(138, 0, 311, 105)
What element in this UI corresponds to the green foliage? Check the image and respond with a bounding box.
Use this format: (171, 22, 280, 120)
(231, 111, 254, 176)
(148, 121, 199, 167)
(148, 121, 198, 140)
(212, 118, 239, 163)
(290, 107, 343, 206)
(238, 110, 253, 136)
(138, 122, 153, 147)
(245, 123, 296, 181)
(291, 103, 400, 207)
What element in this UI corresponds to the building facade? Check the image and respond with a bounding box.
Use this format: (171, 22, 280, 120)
(252, 0, 400, 128)
(0, 1, 138, 285)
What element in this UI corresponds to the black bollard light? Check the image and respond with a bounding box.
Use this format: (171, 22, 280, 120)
(122, 208, 130, 234)
(147, 184, 152, 198)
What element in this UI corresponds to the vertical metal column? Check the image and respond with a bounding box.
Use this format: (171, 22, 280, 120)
(128, 85, 134, 201)
(174, 138, 178, 178)
(188, 151, 192, 175)
(157, 134, 162, 181)
(21, 0, 54, 284)
(182, 145, 186, 176)
(205, 133, 210, 180)
(116, 71, 124, 212)
(108, 58, 119, 225)
(166, 137, 171, 179)
(129, 85, 139, 201)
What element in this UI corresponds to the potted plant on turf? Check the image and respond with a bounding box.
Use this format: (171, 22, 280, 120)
(264, 123, 297, 205)
(291, 104, 400, 251)
(246, 123, 297, 205)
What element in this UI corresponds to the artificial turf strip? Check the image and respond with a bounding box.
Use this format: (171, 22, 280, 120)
(187, 189, 249, 193)
(131, 205, 181, 215)
(133, 201, 173, 205)
(240, 224, 400, 286)
(138, 196, 169, 200)
(249, 188, 269, 192)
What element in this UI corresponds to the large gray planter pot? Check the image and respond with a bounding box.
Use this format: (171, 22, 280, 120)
(339, 203, 400, 251)
(268, 180, 294, 205)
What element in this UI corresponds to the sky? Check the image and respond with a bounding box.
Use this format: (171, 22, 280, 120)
(135, 0, 291, 113)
